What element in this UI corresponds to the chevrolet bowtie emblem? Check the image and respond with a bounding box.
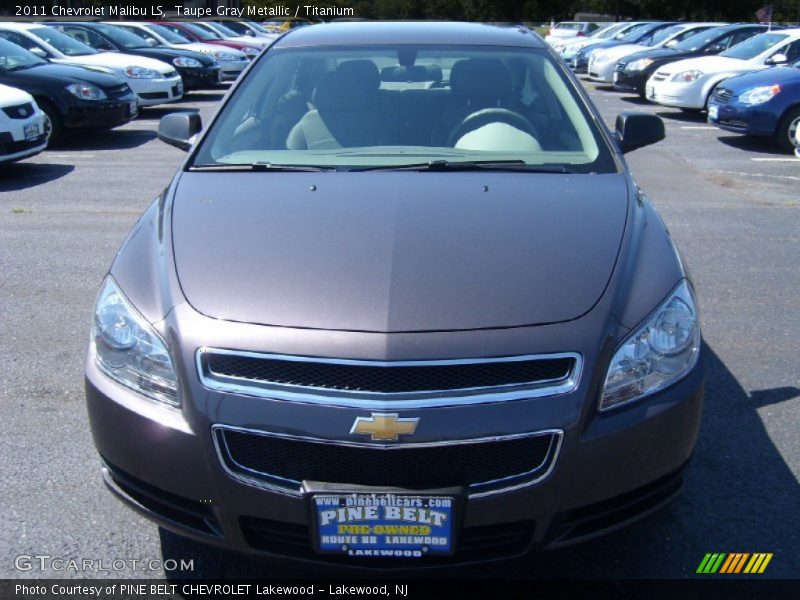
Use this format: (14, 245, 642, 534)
(350, 413, 420, 442)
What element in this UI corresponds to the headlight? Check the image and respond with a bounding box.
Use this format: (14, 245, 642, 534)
(242, 46, 260, 57)
(739, 84, 781, 106)
(600, 281, 700, 411)
(671, 70, 703, 83)
(91, 277, 179, 407)
(626, 58, 654, 72)
(172, 56, 202, 68)
(65, 83, 106, 100)
(213, 51, 238, 61)
(124, 66, 160, 79)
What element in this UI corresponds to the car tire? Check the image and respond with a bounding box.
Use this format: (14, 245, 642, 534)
(774, 106, 800, 154)
(37, 99, 64, 144)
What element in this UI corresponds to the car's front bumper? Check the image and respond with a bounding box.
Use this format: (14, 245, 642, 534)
(63, 94, 138, 130)
(707, 99, 779, 137)
(645, 77, 710, 109)
(588, 59, 616, 83)
(613, 70, 649, 95)
(179, 66, 223, 90)
(127, 75, 184, 107)
(85, 311, 703, 567)
(0, 110, 48, 163)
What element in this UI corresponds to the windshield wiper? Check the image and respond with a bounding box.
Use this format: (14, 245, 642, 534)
(352, 160, 575, 173)
(189, 163, 335, 172)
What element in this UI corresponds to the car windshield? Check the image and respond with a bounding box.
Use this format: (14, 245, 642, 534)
(0, 38, 45, 70)
(671, 28, 727, 52)
(595, 23, 627, 39)
(555, 23, 582, 31)
(650, 25, 686, 47)
(31, 26, 97, 56)
(181, 23, 221, 41)
(146, 24, 190, 45)
(208, 22, 240, 37)
(616, 23, 651, 43)
(95, 24, 147, 49)
(193, 45, 616, 174)
(721, 32, 787, 60)
(247, 21, 271, 34)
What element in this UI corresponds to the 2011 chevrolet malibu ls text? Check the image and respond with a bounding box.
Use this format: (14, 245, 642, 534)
(85, 22, 703, 566)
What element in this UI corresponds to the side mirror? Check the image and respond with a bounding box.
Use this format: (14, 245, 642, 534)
(158, 112, 202, 151)
(765, 53, 787, 66)
(615, 112, 665, 153)
(146, 38, 158, 47)
(29, 47, 48, 59)
(705, 43, 723, 54)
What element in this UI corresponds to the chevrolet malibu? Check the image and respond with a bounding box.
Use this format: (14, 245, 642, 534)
(85, 22, 703, 566)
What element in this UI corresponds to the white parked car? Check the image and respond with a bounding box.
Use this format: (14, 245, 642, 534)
(214, 20, 279, 41)
(0, 83, 48, 164)
(544, 22, 603, 46)
(194, 21, 271, 48)
(0, 22, 182, 107)
(588, 23, 724, 83)
(550, 22, 621, 55)
(110, 22, 248, 82)
(646, 29, 800, 110)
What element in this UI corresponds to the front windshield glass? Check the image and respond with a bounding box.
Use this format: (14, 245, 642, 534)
(650, 25, 685, 47)
(96, 24, 147, 49)
(208, 22, 239, 37)
(616, 23, 651, 43)
(193, 45, 616, 174)
(671, 28, 726, 52)
(146, 24, 191, 45)
(31, 26, 97, 56)
(721, 32, 787, 60)
(181, 23, 221, 41)
(0, 38, 45, 70)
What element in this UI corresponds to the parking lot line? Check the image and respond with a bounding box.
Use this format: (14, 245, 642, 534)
(750, 157, 799, 162)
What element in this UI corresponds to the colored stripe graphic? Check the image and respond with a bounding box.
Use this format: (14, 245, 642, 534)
(700, 552, 774, 574)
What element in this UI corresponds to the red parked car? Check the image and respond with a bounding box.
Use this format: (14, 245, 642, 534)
(155, 22, 261, 59)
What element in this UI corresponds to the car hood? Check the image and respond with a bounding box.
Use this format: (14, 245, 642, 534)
(718, 65, 800, 91)
(1, 62, 125, 88)
(177, 42, 244, 57)
(657, 55, 747, 76)
(55, 52, 173, 74)
(596, 43, 647, 62)
(0, 82, 34, 105)
(171, 172, 629, 333)
(621, 47, 684, 64)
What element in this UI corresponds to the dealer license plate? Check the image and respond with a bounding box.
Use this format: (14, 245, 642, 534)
(24, 123, 40, 141)
(708, 105, 718, 120)
(313, 493, 455, 558)
(613, 71, 620, 83)
(646, 83, 655, 100)
(128, 101, 138, 116)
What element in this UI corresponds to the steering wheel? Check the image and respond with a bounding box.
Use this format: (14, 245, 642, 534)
(447, 108, 538, 147)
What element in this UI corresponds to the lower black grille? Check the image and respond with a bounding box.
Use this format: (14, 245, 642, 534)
(216, 427, 557, 495)
(546, 463, 687, 546)
(104, 84, 134, 99)
(204, 352, 574, 395)
(241, 516, 534, 564)
(2, 102, 34, 119)
(713, 87, 733, 104)
(104, 460, 221, 536)
(139, 92, 169, 100)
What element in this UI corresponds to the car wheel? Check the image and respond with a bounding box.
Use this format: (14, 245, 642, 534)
(37, 99, 64, 144)
(774, 106, 800, 154)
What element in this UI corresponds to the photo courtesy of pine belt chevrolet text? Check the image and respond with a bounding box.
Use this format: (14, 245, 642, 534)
(84, 22, 703, 566)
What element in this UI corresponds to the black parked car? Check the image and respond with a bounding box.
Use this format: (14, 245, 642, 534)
(46, 22, 221, 90)
(0, 38, 137, 140)
(614, 24, 771, 97)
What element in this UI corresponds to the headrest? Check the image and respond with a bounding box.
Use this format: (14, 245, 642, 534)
(313, 60, 380, 110)
(449, 58, 512, 103)
(381, 64, 443, 83)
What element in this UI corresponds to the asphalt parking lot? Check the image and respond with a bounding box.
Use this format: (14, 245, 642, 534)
(1, 82, 798, 580)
